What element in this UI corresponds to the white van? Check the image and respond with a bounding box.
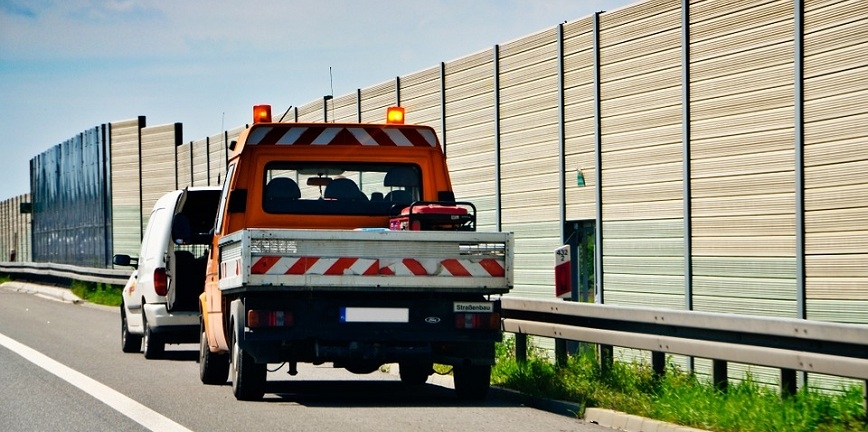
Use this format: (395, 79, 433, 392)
(113, 187, 221, 359)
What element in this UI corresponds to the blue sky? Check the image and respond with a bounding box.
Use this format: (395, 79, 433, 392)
(0, 0, 632, 200)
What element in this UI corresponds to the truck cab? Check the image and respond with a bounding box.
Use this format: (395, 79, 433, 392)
(113, 187, 221, 358)
(198, 106, 513, 401)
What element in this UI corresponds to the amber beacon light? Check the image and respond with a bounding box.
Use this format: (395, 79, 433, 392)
(386, 106, 405, 124)
(253, 104, 272, 123)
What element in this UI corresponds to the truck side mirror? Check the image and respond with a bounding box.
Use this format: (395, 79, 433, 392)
(113, 254, 138, 269)
(228, 189, 247, 213)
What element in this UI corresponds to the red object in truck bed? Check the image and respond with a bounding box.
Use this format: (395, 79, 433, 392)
(390, 202, 475, 231)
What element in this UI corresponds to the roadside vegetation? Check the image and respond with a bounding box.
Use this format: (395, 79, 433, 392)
(70, 280, 123, 307)
(490, 338, 868, 432)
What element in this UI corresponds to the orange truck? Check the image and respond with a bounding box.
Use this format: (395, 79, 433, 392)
(191, 105, 513, 400)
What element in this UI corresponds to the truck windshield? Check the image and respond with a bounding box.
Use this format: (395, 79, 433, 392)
(262, 162, 422, 216)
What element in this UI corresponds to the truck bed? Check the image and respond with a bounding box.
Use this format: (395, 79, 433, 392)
(218, 228, 513, 294)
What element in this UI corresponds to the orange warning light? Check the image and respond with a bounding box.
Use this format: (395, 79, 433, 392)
(386, 106, 405, 124)
(253, 105, 272, 124)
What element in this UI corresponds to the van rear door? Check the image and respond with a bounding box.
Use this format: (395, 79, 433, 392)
(167, 188, 222, 312)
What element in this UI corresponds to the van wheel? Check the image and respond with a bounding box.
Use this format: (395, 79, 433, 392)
(199, 322, 229, 385)
(120, 306, 142, 353)
(142, 313, 165, 359)
(453, 364, 491, 400)
(230, 327, 266, 400)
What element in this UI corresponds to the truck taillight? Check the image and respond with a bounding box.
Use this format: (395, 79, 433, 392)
(455, 312, 500, 330)
(154, 268, 168, 296)
(386, 106, 405, 124)
(253, 104, 272, 124)
(247, 310, 294, 328)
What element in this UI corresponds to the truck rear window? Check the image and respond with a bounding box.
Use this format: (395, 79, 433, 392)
(262, 162, 422, 216)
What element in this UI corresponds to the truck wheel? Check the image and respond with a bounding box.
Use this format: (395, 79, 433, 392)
(120, 307, 142, 353)
(142, 314, 165, 359)
(199, 323, 229, 385)
(399, 360, 432, 385)
(453, 364, 491, 400)
(230, 329, 266, 400)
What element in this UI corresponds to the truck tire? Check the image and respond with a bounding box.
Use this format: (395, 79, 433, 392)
(120, 306, 142, 353)
(399, 360, 433, 385)
(453, 364, 491, 400)
(142, 313, 165, 359)
(230, 328, 266, 400)
(199, 322, 229, 385)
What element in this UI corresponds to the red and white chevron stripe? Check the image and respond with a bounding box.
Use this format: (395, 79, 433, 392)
(246, 125, 438, 147)
(249, 256, 505, 278)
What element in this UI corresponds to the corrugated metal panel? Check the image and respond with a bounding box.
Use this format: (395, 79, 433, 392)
(140, 124, 176, 219)
(563, 18, 596, 222)
(176, 142, 191, 189)
(503, 222, 562, 299)
(110, 118, 142, 258)
(359, 80, 395, 123)
(688, 0, 796, 316)
(191, 138, 208, 187)
(808, 300, 868, 324)
(803, 0, 868, 311)
(400, 66, 441, 130)
(330, 93, 358, 123)
(443, 49, 496, 229)
(295, 100, 321, 123)
(693, 275, 798, 318)
(497, 26, 560, 300)
(595, 0, 685, 306)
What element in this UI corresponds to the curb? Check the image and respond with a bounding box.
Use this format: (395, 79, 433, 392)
(2, 281, 83, 303)
(387, 364, 709, 432)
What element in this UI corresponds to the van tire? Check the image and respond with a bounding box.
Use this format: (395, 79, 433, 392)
(230, 327, 266, 400)
(199, 323, 229, 385)
(142, 313, 165, 359)
(120, 306, 142, 353)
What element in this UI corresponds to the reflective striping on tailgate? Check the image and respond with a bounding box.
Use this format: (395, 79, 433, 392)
(250, 255, 505, 277)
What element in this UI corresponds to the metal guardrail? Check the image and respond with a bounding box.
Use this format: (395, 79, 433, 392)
(0, 262, 131, 286)
(501, 297, 868, 398)
(2, 262, 866, 397)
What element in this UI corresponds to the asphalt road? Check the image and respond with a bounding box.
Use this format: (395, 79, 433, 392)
(0, 283, 614, 432)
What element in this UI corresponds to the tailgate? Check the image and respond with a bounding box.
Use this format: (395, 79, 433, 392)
(218, 229, 513, 293)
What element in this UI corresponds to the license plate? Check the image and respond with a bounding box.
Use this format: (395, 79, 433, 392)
(340, 307, 409, 323)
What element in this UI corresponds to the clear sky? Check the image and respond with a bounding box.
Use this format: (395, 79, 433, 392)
(0, 0, 633, 200)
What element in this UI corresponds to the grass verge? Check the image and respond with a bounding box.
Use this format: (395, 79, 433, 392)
(491, 338, 868, 432)
(70, 280, 123, 307)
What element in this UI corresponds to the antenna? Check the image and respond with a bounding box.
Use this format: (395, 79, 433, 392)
(329, 67, 335, 122)
(278, 105, 293, 123)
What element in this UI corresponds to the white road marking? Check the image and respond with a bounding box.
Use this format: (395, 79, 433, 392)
(0, 332, 193, 432)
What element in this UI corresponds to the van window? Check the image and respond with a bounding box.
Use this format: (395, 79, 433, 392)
(262, 162, 421, 216)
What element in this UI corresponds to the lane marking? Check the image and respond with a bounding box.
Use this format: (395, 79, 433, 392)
(0, 332, 193, 432)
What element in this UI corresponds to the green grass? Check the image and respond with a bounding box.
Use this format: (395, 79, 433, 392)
(491, 338, 868, 432)
(70, 281, 123, 307)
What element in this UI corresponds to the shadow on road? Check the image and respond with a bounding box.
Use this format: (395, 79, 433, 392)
(264, 380, 508, 408)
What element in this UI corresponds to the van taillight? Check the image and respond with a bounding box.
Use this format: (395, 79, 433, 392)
(247, 310, 294, 328)
(154, 268, 168, 296)
(454, 312, 500, 330)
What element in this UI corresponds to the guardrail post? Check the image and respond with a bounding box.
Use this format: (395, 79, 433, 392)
(651, 351, 665, 377)
(781, 368, 797, 398)
(599, 344, 613, 376)
(515, 333, 527, 364)
(555, 338, 567, 367)
(712, 359, 728, 392)
(863, 381, 867, 414)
